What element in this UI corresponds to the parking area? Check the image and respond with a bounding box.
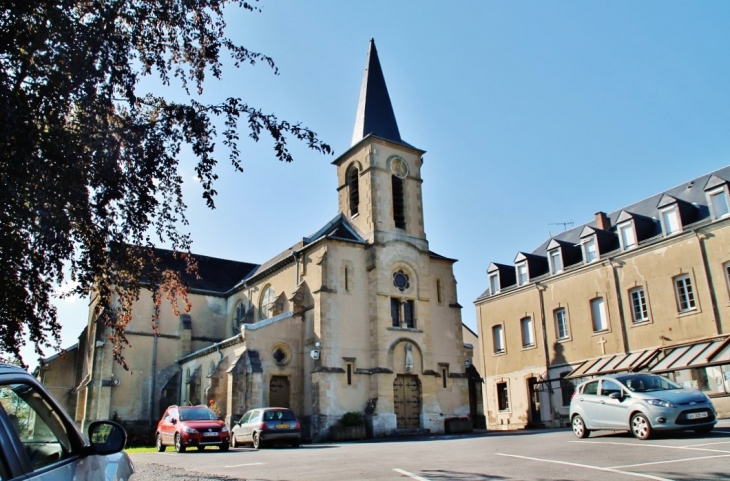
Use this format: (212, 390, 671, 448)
(131, 419, 730, 480)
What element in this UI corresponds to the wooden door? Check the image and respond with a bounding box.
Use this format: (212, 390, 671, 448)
(269, 376, 290, 409)
(393, 375, 421, 429)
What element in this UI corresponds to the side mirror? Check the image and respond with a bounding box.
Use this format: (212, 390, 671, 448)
(88, 420, 127, 455)
(609, 392, 622, 400)
(171, 418, 177, 424)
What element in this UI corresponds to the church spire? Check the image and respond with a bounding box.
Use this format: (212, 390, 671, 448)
(351, 39, 402, 146)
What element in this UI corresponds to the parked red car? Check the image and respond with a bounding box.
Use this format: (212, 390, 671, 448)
(156, 405, 230, 453)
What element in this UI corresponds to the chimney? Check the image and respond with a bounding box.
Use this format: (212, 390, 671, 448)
(595, 212, 610, 230)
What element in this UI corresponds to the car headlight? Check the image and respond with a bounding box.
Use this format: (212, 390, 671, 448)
(183, 426, 199, 434)
(646, 399, 676, 408)
(221, 426, 229, 433)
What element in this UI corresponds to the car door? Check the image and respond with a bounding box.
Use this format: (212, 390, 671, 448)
(243, 410, 261, 443)
(160, 408, 177, 445)
(574, 380, 603, 428)
(598, 379, 631, 428)
(233, 411, 252, 444)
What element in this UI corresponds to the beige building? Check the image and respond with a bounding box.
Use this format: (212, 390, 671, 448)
(476, 167, 730, 430)
(39, 40, 481, 441)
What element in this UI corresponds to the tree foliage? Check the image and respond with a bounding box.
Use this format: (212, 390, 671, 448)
(0, 0, 332, 367)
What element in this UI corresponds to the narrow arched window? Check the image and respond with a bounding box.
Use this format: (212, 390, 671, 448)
(259, 285, 276, 320)
(347, 165, 359, 217)
(392, 175, 405, 229)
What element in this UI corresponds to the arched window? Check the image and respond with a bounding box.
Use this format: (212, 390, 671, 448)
(347, 165, 359, 217)
(259, 285, 276, 320)
(392, 175, 405, 229)
(232, 301, 247, 333)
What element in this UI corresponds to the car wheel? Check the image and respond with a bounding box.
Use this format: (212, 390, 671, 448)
(197, 445, 205, 451)
(631, 413, 652, 440)
(253, 432, 262, 450)
(175, 433, 186, 453)
(694, 426, 713, 435)
(572, 415, 590, 439)
(156, 434, 166, 452)
(220, 442, 230, 452)
(231, 434, 237, 448)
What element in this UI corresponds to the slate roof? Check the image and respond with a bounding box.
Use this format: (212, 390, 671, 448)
(152, 248, 258, 294)
(476, 165, 730, 302)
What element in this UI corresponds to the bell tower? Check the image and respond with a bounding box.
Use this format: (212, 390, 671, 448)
(334, 39, 427, 249)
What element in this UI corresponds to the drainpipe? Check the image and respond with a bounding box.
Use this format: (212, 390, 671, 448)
(535, 283, 553, 425)
(694, 230, 723, 334)
(149, 313, 159, 427)
(609, 259, 630, 353)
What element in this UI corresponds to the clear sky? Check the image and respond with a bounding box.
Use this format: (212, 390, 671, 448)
(25, 1, 730, 366)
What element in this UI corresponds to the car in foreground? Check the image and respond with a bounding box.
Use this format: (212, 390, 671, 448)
(570, 372, 717, 440)
(230, 407, 301, 449)
(156, 404, 230, 453)
(0, 363, 134, 480)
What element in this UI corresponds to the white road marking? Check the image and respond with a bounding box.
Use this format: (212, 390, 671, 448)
(393, 468, 431, 480)
(610, 453, 730, 469)
(495, 453, 674, 481)
(688, 440, 730, 447)
(569, 440, 730, 454)
(225, 462, 265, 468)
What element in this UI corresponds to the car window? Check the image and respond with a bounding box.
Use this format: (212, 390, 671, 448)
(618, 374, 680, 392)
(250, 411, 261, 423)
(600, 380, 622, 397)
(0, 382, 75, 471)
(582, 381, 599, 395)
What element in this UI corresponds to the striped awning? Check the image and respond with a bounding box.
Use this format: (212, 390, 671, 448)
(565, 349, 657, 379)
(650, 337, 730, 373)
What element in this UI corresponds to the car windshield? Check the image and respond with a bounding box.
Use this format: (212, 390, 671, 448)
(263, 410, 295, 422)
(179, 407, 218, 421)
(617, 374, 681, 392)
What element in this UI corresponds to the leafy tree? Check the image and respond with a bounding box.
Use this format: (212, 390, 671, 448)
(0, 0, 332, 367)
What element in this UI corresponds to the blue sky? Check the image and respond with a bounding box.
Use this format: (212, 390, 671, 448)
(27, 1, 730, 365)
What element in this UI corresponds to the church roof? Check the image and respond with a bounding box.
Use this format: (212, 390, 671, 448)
(152, 248, 258, 294)
(351, 39, 404, 147)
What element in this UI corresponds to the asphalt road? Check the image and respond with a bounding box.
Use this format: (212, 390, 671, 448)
(130, 419, 730, 481)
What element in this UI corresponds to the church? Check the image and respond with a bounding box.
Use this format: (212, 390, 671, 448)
(38, 40, 481, 442)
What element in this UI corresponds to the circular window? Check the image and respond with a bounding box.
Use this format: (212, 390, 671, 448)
(271, 344, 291, 366)
(393, 270, 410, 291)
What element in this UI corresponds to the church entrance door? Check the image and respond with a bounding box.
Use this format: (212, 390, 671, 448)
(393, 374, 421, 429)
(269, 376, 290, 409)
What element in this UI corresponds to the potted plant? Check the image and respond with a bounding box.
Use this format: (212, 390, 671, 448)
(330, 412, 366, 441)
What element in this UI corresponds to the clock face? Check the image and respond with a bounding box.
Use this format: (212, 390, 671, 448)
(389, 156, 409, 179)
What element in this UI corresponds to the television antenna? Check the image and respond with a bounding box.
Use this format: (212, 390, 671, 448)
(548, 221, 574, 232)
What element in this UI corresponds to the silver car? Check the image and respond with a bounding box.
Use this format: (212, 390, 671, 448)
(570, 373, 717, 440)
(0, 363, 135, 480)
(230, 407, 301, 449)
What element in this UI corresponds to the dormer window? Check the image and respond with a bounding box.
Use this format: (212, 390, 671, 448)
(661, 205, 682, 235)
(549, 249, 563, 275)
(708, 188, 730, 220)
(516, 262, 528, 286)
(489, 273, 500, 296)
(618, 222, 637, 250)
(583, 237, 598, 263)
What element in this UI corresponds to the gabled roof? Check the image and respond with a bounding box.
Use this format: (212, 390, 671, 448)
(153, 248, 258, 294)
(351, 39, 403, 147)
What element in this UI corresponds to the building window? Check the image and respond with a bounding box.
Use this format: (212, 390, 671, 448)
(724, 262, 730, 298)
(347, 165, 359, 217)
(708, 189, 730, 220)
(674, 274, 696, 312)
(393, 270, 410, 291)
(516, 262, 528, 286)
(436, 279, 442, 303)
(391, 298, 415, 328)
(521, 317, 534, 347)
(233, 301, 247, 332)
(590, 297, 608, 332)
(440, 365, 449, 388)
(583, 237, 598, 263)
(555, 308, 569, 340)
(346, 363, 353, 385)
(629, 287, 649, 323)
(497, 382, 510, 411)
(661, 206, 682, 235)
(549, 249, 563, 275)
(492, 325, 505, 354)
(489, 273, 500, 296)
(345, 266, 350, 291)
(392, 175, 406, 229)
(259, 285, 276, 320)
(619, 223, 637, 250)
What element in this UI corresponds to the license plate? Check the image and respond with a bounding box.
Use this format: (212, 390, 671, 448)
(276, 423, 289, 429)
(687, 412, 708, 419)
(203, 431, 218, 437)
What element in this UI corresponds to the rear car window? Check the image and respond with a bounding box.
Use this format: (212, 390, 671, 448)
(582, 381, 599, 395)
(263, 410, 295, 421)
